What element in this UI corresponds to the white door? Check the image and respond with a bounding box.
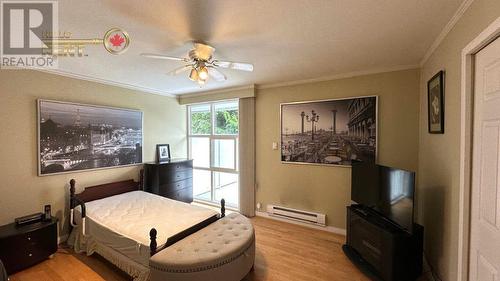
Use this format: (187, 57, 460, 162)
(470, 36, 500, 281)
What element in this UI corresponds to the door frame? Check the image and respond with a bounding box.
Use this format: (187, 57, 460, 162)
(458, 16, 500, 281)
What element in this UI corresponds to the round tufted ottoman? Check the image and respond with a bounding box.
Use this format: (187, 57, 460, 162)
(149, 213, 255, 281)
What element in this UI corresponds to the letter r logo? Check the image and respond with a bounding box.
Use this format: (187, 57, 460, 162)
(1, 2, 54, 55)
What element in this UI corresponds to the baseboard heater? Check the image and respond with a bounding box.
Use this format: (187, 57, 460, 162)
(266, 205, 326, 226)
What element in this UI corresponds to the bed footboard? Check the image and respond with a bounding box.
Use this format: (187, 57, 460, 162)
(150, 199, 226, 256)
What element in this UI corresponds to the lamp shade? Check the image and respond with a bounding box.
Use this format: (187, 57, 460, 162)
(189, 68, 199, 81)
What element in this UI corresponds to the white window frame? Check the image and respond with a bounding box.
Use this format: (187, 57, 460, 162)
(187, 100, 239, 207)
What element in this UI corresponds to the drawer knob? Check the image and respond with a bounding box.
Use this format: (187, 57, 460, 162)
(27, 237, 31, 241)
(28, 253, 32, 257)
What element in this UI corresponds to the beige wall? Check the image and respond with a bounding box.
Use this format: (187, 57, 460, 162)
(255, 69, 420, 229)
(418, 0, 500, 280)
(0, 70, 186, 237)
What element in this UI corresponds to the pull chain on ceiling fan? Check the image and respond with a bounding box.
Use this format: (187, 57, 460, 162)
(141, 42, 254, 85)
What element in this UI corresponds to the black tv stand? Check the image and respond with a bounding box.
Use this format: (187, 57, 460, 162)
(343, 205, 424, 281)
(342, 244, 383, 281)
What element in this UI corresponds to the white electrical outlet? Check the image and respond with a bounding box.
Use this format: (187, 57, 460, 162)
(256, 202, 262, 210)
(272, 142, 278, 150)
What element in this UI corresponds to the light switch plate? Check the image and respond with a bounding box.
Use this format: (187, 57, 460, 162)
(272, 142, 278, 150)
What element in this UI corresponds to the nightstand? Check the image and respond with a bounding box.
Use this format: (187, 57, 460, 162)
(0, 217, 58, 275)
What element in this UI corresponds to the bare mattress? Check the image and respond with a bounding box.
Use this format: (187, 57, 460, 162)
(73, 191, 218, 266)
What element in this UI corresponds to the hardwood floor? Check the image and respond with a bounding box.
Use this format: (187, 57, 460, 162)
(9, 217, 388, 281)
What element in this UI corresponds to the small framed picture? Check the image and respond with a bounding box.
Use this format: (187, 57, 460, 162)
(427, 71, 445, 134)
(156, 144, 171, 163)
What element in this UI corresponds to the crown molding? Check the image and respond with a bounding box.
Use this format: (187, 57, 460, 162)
(256, 64, 419, 90)
(35, 65, 419, 99)
(35, 68, 176, 97)
(419, 0, 475, 66)
(177, 65, 418, 98)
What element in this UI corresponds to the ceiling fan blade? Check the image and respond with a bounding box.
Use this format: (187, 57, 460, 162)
(208, 67, 227, 82)
(141, 53, 189, 62)
(167, 65, 192, 76)
(213, 60, 254, 72)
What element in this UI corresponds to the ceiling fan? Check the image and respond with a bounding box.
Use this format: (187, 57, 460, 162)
(140, 42, 254, 85)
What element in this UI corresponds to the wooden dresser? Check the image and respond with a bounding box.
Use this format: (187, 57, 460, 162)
(144, 159, 194, 203)
(0, 217, 58, 275)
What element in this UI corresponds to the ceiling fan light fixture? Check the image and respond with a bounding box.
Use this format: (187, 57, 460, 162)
(189, 68, 199, 81)
(198, 66, 209, 80)
(144, 42, 253, 86)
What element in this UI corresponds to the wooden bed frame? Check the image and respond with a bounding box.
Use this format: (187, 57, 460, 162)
(69, 173, 225, 257)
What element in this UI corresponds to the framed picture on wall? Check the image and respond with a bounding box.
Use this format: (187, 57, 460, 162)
(280, 96, 378, 167)
(427, 71, 445, 134)
(38, 100, 143, 176)
(156, 144, 171, 163)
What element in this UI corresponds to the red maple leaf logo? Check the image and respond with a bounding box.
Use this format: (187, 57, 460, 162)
(109, 34, 125, 48)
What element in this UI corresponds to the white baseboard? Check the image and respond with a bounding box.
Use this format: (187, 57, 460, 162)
(255, 211, 346, 236)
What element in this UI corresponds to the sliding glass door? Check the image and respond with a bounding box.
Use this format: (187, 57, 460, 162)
(188, 101, 239, 208)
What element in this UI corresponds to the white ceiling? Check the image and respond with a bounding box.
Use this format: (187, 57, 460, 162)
(52, 0, 464, 96)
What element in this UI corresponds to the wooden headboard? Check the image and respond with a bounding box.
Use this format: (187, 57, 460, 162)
(71, 179, 139, 203)
(70, 170, 143, 203)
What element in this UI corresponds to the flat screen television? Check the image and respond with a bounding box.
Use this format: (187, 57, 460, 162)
(351, 161, 416, 233)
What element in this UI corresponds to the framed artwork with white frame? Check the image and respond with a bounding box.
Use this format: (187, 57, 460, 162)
(280, 96, 378, 167)
(38, 99, 143, 176)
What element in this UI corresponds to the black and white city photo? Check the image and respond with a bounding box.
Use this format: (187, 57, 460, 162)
(38, 100, 143, 175)
(281, 96, 377, 166)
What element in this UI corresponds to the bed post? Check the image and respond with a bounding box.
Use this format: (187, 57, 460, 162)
(70, 179, 76, 208)
(69, 179, 76, 230)
(139, 169, 144, 190)
(150, 228, 157, 256)
(221, 199, 225, 218)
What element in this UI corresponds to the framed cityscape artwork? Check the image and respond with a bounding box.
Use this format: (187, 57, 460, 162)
(280, 96, 378, 167)
(38, 99, 143, 176)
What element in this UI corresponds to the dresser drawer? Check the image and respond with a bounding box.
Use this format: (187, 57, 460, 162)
(14, 242, 55, 271)
(159, 178, 193, 194)
(25, 222, 57, 247)
(167, 161, 193, 171)
(164, 186, 193, 203)
(159, 169, 193, 184)
(153, 160, 193, 174)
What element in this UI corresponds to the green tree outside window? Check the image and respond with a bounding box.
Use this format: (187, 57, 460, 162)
(190, 104, 238, 135)
(215, 110, 238, 134)
(191, 111, 211, 134)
